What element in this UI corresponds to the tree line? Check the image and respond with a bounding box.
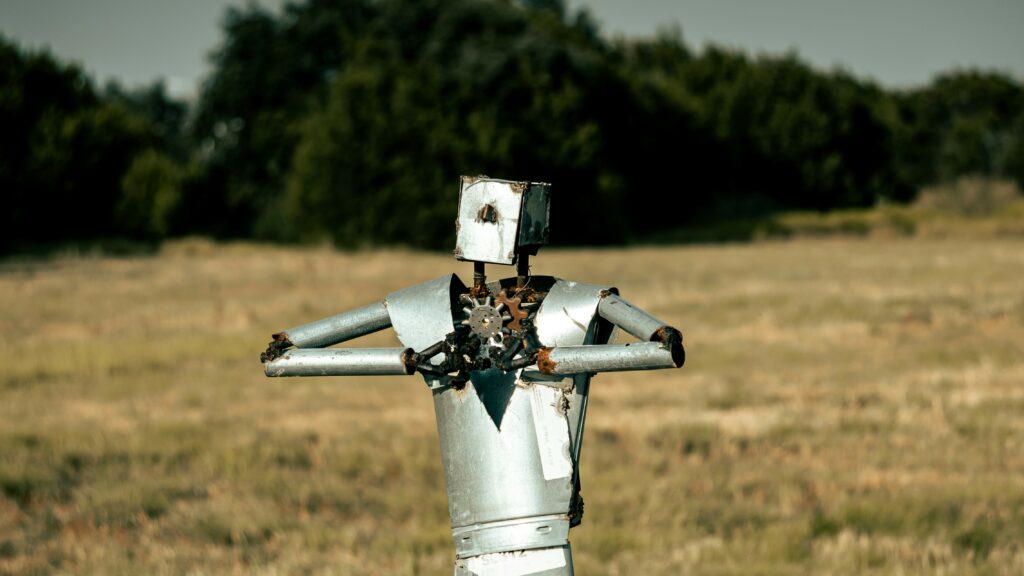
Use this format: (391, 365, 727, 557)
(3, 0, 1023, 254)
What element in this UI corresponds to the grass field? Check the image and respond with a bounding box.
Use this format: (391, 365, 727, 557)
(1, 237, 1023, 575)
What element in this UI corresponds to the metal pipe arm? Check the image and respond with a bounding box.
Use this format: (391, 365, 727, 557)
(264, 347, 414, 377)
(597, 292, 681, 344)
(272, 301, 392, 349)
(534, 341, 684, 376)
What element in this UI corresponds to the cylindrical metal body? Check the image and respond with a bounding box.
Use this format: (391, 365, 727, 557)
(387, 276, 611, 575)
(537, 341, 683, 375)
(597, 292, 667, 341)
(276, 301, 391, 348)
(263, 348, 413, 377)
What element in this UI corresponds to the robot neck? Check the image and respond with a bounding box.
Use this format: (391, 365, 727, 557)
(471, 253, 533, 293)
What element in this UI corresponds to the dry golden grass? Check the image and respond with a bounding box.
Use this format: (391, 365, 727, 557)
(2, 237, 1023, 575)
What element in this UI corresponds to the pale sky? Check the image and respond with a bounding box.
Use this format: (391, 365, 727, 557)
(0, 0, 1021, 99)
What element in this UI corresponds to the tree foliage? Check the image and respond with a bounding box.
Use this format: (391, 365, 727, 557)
(2, 1, 1023, 253)
(117, 149, 185, 239)
(894, 71, 1024, 187)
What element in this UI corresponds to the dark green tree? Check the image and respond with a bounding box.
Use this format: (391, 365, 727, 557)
(0, 35, 163, 251)
(895, 71, 1024, 186)
(190, 0, 375, 239)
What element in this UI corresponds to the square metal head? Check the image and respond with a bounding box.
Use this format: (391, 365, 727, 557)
(454, 176, 551, 265)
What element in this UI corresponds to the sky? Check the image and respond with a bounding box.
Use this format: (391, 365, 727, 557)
(0, 0, 1021, 99)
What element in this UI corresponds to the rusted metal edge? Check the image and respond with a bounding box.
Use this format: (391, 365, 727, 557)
(653, 326, 684, 367)
(536, 347, 557, 375)
(399, 348, 417, 375)
(654, 325, 682, 344)
(260, 333, 293, 363)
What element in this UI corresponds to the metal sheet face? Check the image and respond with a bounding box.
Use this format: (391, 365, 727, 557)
(529, 385, 573, 481)
(455, 179, 525, 264)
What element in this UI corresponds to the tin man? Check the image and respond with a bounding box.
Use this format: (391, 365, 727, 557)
(261, 176, 685, 575)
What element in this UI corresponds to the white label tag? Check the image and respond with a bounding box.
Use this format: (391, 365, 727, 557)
(529, 385, 573, 481)
(466, 547, 567, 575)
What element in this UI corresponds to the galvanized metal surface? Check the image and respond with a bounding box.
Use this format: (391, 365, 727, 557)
(454, 544, 573, 576)
(537, 341, 683, 375)
(276, 301, 391, 348)
(432, 365, 573, 553)
(526, 279, 614, 471)
(452, 515, 570, 561)
(263, 348, 413, 377)
(386, 275, 463, 369)
(422, 278, 612, 559)
(385, 272, 581, 557)
(531, 280, 612, 348)
(597, 292, 667, 341)
(454, 177, 550, 265)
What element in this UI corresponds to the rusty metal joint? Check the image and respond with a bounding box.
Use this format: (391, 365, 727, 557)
(536, 347, 557, 375)
(399, 348, 418, 375)
(653, 326, 685, 368)
(260, 335, 292, 363)
(653, 325, 682, 346)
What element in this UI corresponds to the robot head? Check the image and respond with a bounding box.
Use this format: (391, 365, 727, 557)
(454, 176, 551, 265)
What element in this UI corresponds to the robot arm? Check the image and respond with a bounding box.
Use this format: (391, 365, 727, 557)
(263, 337, 454, 378)
(264, 347, 416, 377)
(529, 291, 684, 376)
(597, 291, 682, 345)
(262, 289, 684, 378)
(261, 301, 453, 378)
(261, 300, 392, 363)
(534, 340, 682, 375)
(260, 300, 409, 377)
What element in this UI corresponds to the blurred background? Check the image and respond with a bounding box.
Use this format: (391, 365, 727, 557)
(2, 0, 1024, 251)
(1, 1, 1023, 574)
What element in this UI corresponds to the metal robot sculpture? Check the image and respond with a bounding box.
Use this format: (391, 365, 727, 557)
(261, 176, 685, 575)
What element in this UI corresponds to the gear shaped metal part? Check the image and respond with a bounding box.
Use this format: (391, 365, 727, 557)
(461, 295, 512, 347)
(495, 292, 529, 331)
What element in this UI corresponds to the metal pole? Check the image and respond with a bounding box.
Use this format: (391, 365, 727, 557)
(264, 348, 415, 377)
(536, 341, 684, 375)
(474, 261, 486, 291)
(598, 292, 672, 342)
(516, 253, 530, 288)
(274, 301, 392, 349)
